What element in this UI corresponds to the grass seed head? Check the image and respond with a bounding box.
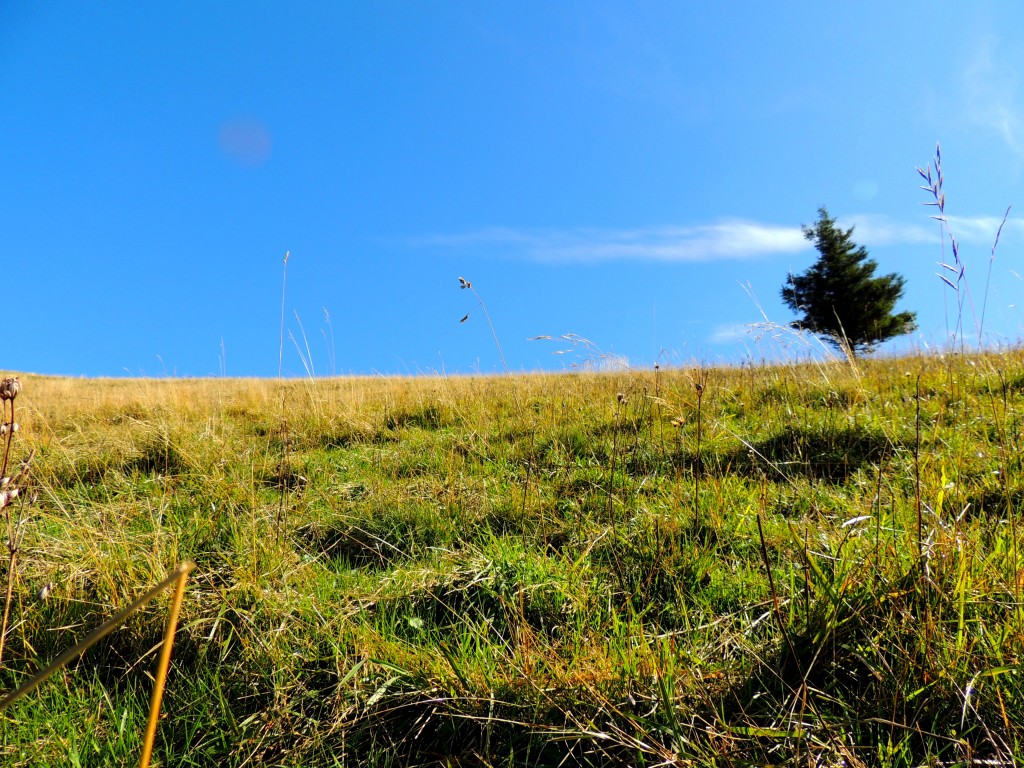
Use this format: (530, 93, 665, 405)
(0, 377, 20, 401)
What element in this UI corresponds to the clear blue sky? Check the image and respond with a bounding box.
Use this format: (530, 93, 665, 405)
(4, 3, 1024, 377)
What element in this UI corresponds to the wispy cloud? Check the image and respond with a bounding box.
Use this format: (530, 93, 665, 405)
(709, 323, 750, 344)
(416, 221, 808, 263)
(840, 213, 1021, 248)
(962, 38, 1024, 159)
(414, 215, 965, 263)
(945, 213, 1023, 244)
(840, 214, 938, 246)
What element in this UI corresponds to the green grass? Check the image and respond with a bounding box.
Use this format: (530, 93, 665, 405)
(0, 355, 1022, 765)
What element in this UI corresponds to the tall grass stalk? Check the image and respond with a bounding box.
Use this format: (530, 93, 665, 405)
(918, 143, 1011, 352)
(322, 307, 337, 377)
(458, 276, 509, 374)
(978, 206, 1011, 345)
(278, 251, 289, 378)
(693, 373, 706, 534)
(275, 251, 294, 543)
(0, 561, 194, 717)
(139, 561, 194, 768)
(915, 373, 923, 562)
(290, 310, 316, 380)
(919, 144, 970, 351)
(0, 378, 29, 671)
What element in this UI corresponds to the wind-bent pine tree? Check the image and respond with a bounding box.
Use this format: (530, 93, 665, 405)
(781, 207, 917, 357)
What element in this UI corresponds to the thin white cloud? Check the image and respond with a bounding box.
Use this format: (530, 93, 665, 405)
(414, 215, 968, 263)
(840, 214, 939, 246)
(839, 213, 1022, 248)
(944, 213, 1022, 244)
(417, 221, 808, 263)
(709, 323, 750, 344)
(962, 39, 1024, 159)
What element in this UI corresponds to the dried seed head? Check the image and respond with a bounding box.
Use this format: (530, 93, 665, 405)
(0, 377, 20, 401)
(616, 392, 627, 404)
(695, 382, 705, 396)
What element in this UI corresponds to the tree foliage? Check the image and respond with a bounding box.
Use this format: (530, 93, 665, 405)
(781, 207, 916, 356)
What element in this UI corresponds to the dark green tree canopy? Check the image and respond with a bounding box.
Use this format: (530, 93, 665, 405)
(781, 207, 917, 356)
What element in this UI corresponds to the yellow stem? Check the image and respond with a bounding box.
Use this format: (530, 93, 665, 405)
(0, 561, 195, 715)
(138, 562, 194, 768)
(0, 549, 16, 669)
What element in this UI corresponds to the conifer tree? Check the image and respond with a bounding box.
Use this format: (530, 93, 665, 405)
(781, 207, 916, 357)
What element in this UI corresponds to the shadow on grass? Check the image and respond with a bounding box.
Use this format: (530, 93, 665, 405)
(725, 424, 894, 484)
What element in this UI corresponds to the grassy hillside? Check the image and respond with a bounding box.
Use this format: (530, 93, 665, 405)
(0, 353, 1022, 766)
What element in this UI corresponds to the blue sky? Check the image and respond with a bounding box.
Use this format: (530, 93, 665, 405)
(3, 3, 1024, 377)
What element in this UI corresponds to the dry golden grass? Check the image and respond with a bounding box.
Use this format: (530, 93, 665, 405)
(0, 352, 1021, 766)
